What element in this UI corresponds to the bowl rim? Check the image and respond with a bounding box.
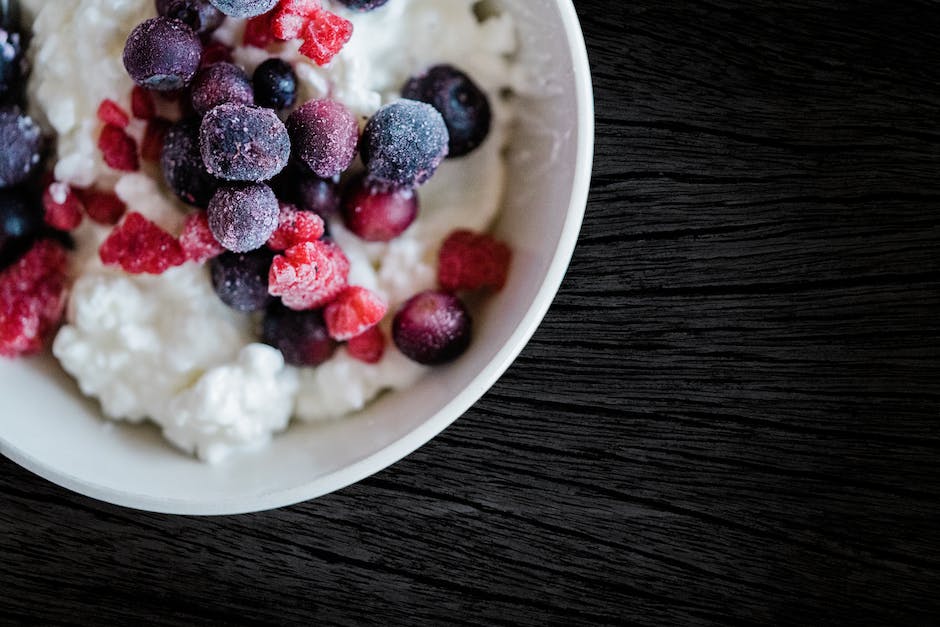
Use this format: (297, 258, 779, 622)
(1, 0, 595, 515)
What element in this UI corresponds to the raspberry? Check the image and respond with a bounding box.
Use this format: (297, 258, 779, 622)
(179, 211, 224, 263)
(437, 229, 511, 292)
(267, 203, 325, 251)
(346, 325, 385, 364)
(268, 239, 349, 310)
(99, 124, 140, 172)
(42, 182, 83, 232)
(97, 99, 130, 128)
(99, 212, 186, 274)
(79, 189, 127, 225)
(298, 10, 353, 66)
(141, 117, 171, 162)
(200, 40, 235, 67)
(243, 12, 275, 48)
(131, 86, 157, 120)
(271, 11, 306, 40)
(0, 240, 68, 358)
(324, 286, 387, 341)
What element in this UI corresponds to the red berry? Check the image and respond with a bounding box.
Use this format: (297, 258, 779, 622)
(271, 11, 306, 39)
(281, 0, 321, 13)
(346, 325, 385, 363)
(179, 211, 224, 263)
(141, 117, 172, 162)
(96, 99, 130, 128)
(98, 124, 140, 172)
(243, 12, 275, 48)
(200, 40, 234, 67)
(78, 189, 127, 225)
(341, 175, 418, 242)
(99, 212, 186, 274)
(324, 285, 387, 340)
(0, 240, 68, 358)
(267, 203, 325, 251)
(268, 239, 349, 310)
(298, 10, 353, 66)
(42, 182, 83, 232)
(437, 229, 511, 292)
(130, 86, 157, 120)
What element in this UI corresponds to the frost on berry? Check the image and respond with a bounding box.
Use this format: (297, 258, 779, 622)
(0, 240, 69, 358)
(324, 285, 387, 341)
(179, 211, 224, 263)
(42, 182, 83, 231)
(99, 212, 186, 274)
(346, 325, 385, 364)
(268, 239, 349, 310)
(267, 203, 325, 251)
(437, 229, 511, 292)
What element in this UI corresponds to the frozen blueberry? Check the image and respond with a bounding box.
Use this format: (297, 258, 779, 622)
(334, 0, 390, 10)
(207, 183, 279, 252)
(0, 106, 43, 189)
(0, 27, 26, 103)
(253, 58, 297, 111)
(123, 17, 202, 91)
(207, 0, 278, 18)
(200, 103, 291, 182)
(402, 64, 491, 157)
(161, 118, 220, 207)
(342, 175, 418, 241)
(360, 100, 449, 189)
(286, 99, 358, 179)
(296, 174, 340, 219)
(262, 304, 338, 367)
(190, 62, 254, 115)
(210, 248, 274, 312)
(155, 0, 225, 35)
(0, 187, 41, 268)
(393, 290, 472, 365)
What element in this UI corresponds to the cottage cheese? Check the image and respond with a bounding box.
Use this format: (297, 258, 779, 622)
(25, 0, 520, 462)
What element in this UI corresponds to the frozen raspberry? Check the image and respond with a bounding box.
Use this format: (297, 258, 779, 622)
(96, 99, 130, 128)
(253, 58, 297, 110)
(0, 239, 68, 358)
(200, 103, 290, 182)
(243, 12, 275, 48)
(298, 10, 353, 66)
(346, 325, 385, 364)
(99, 124, 140, 172)
(162, 118, 219, 207)
(393, 290, 472, 365)
(131, 86, 157, 119)
(438, 229, 511, 292)
(78, 189, 127, 225)
(402, 64, 492, 158)
(200, 41, 235, 67)
(208, 0, 279, 18)
(207, 183, 279, 252)
(335, 0, 389, 10)
(210, 248, 274, 312)
(360, 100, 449, 189)
(271, 0, 320, 39)
(324, 286, 387, 341)
(262, 304, 337, 367)
(268, 239, 349, 310)
(99, 212, 186, 274)
(286, 99, 358, 178)
(156, 0, 226, 35)
(123, 17, 202, 91)
(342, 175, 418, 242)
(190, 62, 255, 115)
(0, 107, 44, 188)
(42, 182, 83, 232)
(267, 203, 325, 251)
(179, 210, 224, 262)
(141, 117, 172, 162)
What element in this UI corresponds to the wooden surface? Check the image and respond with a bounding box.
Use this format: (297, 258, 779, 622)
(2, 1, 939, 625)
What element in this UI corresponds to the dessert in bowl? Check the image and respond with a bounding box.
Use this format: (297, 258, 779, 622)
(0, 0, 592, 514)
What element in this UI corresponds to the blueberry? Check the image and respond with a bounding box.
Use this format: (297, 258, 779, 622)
(207, 0, 279, 18)
(190, 62, 254, 116)
(360, 100, 449, 189)
(200, 103, 291, 182)
(161, 118, 220, 207)
(253, 58, 297, 111)
(0, 187, 41, 268)
(402, 64, 492, 158)
(334, 0, 390, 11)
(286, 99, 358, 179)
(262, 304, 338, 367)
(210, 248, 274, 312)
(296, 174, 340, 219)
(342, 175, 418, 242)
(0, 106, 43, 189)
(155, 0, 225, 35)
(207, 183, 279, 252)
(123, 17, 202, 91)
(0, 27, 26, 103)
(393, 290, 472, 365)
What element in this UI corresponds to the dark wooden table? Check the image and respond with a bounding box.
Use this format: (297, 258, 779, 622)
(3, 1, 939, 625)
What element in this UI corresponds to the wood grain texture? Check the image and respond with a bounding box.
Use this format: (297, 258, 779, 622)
(2, 1, 939, 625)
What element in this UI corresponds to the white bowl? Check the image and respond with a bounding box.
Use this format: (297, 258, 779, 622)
(0, 0, 594, 515)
